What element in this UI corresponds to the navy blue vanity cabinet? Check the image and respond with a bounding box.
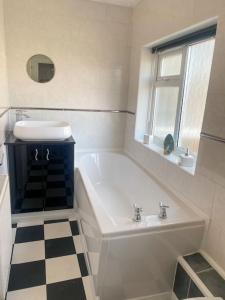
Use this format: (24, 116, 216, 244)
(5, 133, 75, 214)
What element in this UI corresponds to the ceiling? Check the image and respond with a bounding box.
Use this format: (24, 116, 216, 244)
(90, 0, 141, 7)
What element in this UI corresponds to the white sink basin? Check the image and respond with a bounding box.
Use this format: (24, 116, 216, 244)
(13, 121, 72, 141)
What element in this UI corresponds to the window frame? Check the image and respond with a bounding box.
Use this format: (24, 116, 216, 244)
(147, 38, 214, 152)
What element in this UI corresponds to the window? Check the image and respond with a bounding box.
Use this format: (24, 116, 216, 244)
(148, 36, 215, 154)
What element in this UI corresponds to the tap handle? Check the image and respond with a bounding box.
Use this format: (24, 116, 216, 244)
(133, 203, 143, 213)
(159, 202, 169, 208)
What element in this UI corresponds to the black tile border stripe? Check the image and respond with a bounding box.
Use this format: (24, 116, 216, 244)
(201, 132, 225, 145)
(44, 219, 69, 224)
(11, 106, 136, 115)
(0, 107, 9, 118)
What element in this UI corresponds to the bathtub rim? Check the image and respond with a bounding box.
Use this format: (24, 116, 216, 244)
(77, 151, 206, 238)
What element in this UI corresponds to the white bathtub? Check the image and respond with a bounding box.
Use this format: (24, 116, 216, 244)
(78, 152, 203, 236)
(76, 152, 205, 300)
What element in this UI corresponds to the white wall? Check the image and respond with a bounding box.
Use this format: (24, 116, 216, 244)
(0, 0, 9, 175)
(125, 0, 225, 270)
(4, 0, 131, 110)
(9, 108, 127, 153)
(4, 0, 131, 151)
(0, 0, 8, 110)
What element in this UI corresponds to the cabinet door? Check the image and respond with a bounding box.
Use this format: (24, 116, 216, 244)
(43, 144, 74, 210)
(14, 144, 45, 213)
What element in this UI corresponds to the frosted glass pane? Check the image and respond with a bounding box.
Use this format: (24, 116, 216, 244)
(153, 86, 179, 140)
(159, 52, 182, 77)
(179, 39, 215, 153)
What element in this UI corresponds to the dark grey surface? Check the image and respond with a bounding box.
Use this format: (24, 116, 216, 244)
(179, 252, 225, 299)
(174, 263, 191, 300)
(8, 260, 46, 291)
(199, 269, 225, 299)
(188, 280, 204, 298)
(45, 236, 76, 259)
(15, 225, 44, 243)
(184, 252, 212, 273)
(47, 278, 86, 300)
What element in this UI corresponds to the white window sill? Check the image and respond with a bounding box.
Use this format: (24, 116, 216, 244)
(135, 138, 196, 175)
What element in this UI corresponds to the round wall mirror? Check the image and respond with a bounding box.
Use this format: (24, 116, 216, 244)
(27, 54, 55, 83)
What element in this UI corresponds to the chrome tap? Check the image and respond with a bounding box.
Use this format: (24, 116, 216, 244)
(133, 204, 143, 222)
(159, 202, 169, 219)
(16, 109, 30, 122)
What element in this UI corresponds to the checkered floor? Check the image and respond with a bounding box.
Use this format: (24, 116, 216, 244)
(7, 218, 93, 300)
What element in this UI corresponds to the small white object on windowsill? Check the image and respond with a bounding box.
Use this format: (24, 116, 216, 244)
(179, 148, 194, 167)
(143, 134, 150, 144)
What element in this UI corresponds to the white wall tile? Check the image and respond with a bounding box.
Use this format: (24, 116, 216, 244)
(4, 0, 131, 111)
(125, 0, 225, 271)
(10, 109, 126, 151)
(0, 0, 9, 109)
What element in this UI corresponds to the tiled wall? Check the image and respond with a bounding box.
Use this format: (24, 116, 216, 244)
(0, 0, 8, 109)
(9, 109, 127, 153)
(4, 0, 131, 111)
(0, 111, 9, 175)
(0, 0, 9, 175)
(3, 0, 131, 152)
(125, 0, 225, 271)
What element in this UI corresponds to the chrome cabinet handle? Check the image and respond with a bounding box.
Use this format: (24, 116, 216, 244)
(35, 149, 38, 161)
(46, 148, 50, 161)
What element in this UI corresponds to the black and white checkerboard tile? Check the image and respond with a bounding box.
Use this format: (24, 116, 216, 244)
(7, 218, 94, 300)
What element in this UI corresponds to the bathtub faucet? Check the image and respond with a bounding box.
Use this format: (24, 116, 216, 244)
(159, 202, 169, 219)
(133, 204, 143, 222)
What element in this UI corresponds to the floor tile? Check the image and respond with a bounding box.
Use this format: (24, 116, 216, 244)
(7, 285, 47, 300)
(198, 269, 225, 299)
(8, 260, 46, 291)
(70, 220, 79, 236)
(47, 278, 86, 300)
(15, 226, 44, 244)
(44, 219, 68, 224)
(12, 241, 45, 264)
(46, 255, 81, 284)
(82, 276, 95, 300)
(73, 235, 84, 254)
(184, 252, 212, 273)
(45, 237, 75, 259)
(17, 220, 44, 228)
(77, 254, 89, 277)
(188, 280, 204, 298)
(173, 263, 190, 300)
(44, 222, 72, 240)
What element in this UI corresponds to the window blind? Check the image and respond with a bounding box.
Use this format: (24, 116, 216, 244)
(151, 24, 217, 53)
